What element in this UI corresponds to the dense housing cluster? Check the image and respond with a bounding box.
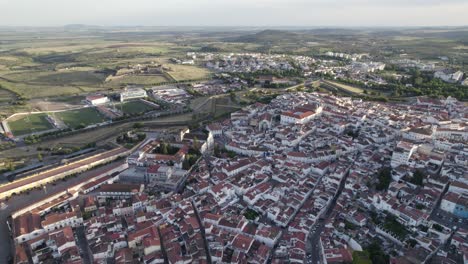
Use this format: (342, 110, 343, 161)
(9, 92, 467, 264)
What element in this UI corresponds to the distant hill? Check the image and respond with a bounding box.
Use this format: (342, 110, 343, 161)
(225, 29, 311, 43)
(63, 24, 104, 31)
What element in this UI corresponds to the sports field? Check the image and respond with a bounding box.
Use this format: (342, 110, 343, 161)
(8, 113, 54, 136)
(56, 107, 107, 129)
(120, 100, 157, 115)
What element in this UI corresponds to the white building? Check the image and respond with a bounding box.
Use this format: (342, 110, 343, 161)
(41, 211, 83, 233)
(280, 105, 323, 125)
(120, 88, 148, 102)
(86, 95, 110, 106)
(391, 141, 418, 168)
(434, 70, 464, 83)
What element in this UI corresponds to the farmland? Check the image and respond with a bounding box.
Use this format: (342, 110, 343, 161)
(105, 75, 170, 87)
(0, 36, 197, 104)
(0, 87, 16, 104)
(7, 113, 54, 136)
(164, 64, 212, 81)
(56, 107, 107, 129)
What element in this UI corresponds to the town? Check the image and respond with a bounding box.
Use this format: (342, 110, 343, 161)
(0, 13, 467, 264)
(2, 90, 466, 264)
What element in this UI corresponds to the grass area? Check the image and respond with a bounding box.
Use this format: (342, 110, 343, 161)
(3, 70, 106, 86)
(120, 100, 156, 115)
(324, 80, 365, 94)
(56, 107, 107, 129)
(0, 79, 97, 99)
(165, 64, 211, 81)
(32, 71, 106, 86)
(106, 44, 170, 54)
(0, 88, 16, 103)
(105, 75, 169, 87)
(8, 113, 54, 136)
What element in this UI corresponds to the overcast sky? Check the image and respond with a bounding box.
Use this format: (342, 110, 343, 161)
(0, 0, 467, 27)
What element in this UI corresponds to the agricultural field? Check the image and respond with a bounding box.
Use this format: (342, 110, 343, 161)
(2, 70, 107, 87)
(105, 75, 170, 87)
(56, 107, 107, 129)
(7, 113, 54, 136)
(164, 64, 212, 81)
(0, 88, 16, 104)
(0, 79, 88, 98)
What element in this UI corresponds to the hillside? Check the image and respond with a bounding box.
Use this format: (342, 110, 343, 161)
(225, 29, 311, 43)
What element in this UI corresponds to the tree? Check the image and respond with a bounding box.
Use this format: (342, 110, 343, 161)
(432, 223, 443, 232)
(410, 169, 425, 186)
(182, 158, 191, 170)
(229, 91, 236, 102)
(37, 153, 43, 162)
(161, 143, 168, 155)
(366, 241, 390, 264)
(414, 77, 423, 86)
(133, 122, 143, 129)
(193, 137, 200, 151)
(352, 251, 372, 264)
(376, 167, 392, 191)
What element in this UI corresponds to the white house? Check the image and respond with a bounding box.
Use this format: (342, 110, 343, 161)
(41, 211, 83, 233)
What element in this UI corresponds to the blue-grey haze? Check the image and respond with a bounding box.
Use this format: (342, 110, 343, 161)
(0, 0, 466, 27)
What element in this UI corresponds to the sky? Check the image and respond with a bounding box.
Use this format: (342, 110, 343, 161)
(0, 0, 467, 27)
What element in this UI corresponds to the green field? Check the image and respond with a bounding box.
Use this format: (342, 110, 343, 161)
(120, 100, 157, 115)
(56, 107, 107, 129)
(0, 88, 16, 103)
(0, 79, 99, 99)
(165, 64, 211, 81)
(105, 75, 170, 87)
(8, 113, 54, 136)
(324, 80, 365, 94)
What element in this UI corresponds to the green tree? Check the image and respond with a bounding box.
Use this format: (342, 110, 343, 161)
(161, 143, 168, 155)
(193, 137, 200, 151)
(376, 167, 392, 191)
(367, 241, 390, 264)
(352, 251, 372, 264)
(229, 91, 236, 102)
(410, 169, 425, 186)
(133, 122, 143, 129)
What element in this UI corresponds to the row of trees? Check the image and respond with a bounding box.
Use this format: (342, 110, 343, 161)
(330, 67, 467, 100)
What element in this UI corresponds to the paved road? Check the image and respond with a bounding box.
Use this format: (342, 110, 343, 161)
(305, 169, 350, 264)
(0, 162, 124, 264)
(75, 226, 92, 264)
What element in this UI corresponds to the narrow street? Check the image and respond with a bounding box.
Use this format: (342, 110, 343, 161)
(305, 168, 351, 264)
(74, 226, 93, 264)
